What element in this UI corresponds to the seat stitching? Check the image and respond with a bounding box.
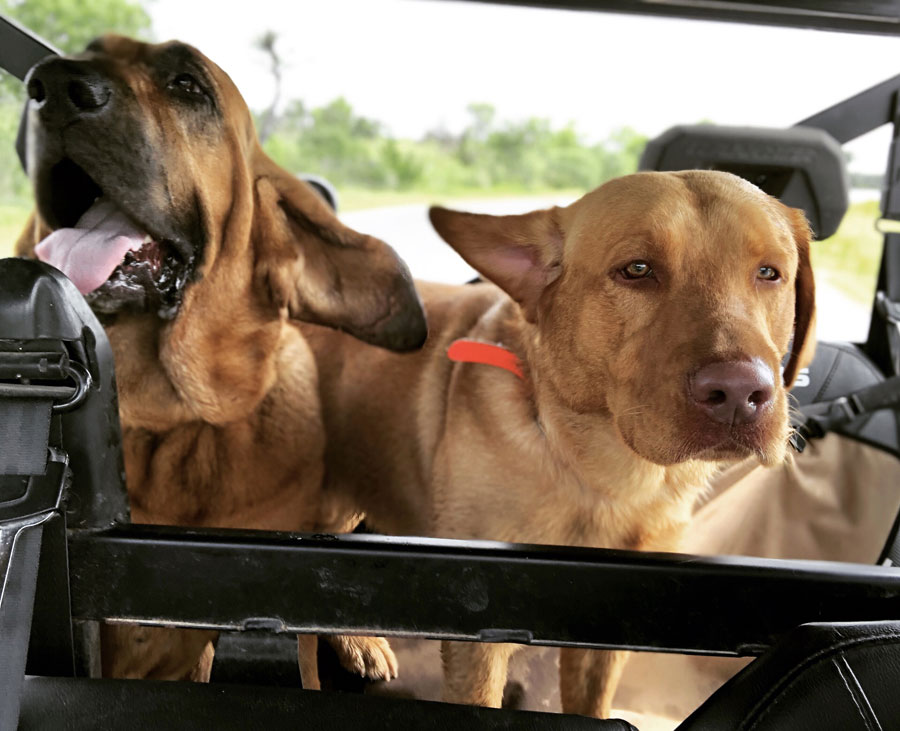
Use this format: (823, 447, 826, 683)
(835, 654, 883, 731)
(741, 630, 900, 730)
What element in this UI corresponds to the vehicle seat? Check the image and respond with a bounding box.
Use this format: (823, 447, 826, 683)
(791, 340, 900, 458)
(676, 620, 900, 730)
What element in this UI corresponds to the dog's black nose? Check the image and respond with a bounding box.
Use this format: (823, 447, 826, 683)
(26, 57, 111, 124)
(690, 359, 774, 425)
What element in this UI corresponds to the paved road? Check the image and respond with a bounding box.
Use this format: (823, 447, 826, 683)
(341, 197, 872, 344)
(341, 195, 576, 285)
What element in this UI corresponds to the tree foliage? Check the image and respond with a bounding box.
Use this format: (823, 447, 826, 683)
(263, 97, 648, 194)
(0, 0, 152, 202)
(0, 0, 152, 99)
(0, 4, 647, 206)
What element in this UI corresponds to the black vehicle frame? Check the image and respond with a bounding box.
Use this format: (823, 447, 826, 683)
(4, 3, 900, 729)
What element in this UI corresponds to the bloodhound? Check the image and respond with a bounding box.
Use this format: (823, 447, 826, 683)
(16, 35, 427, 685)
(305, 171, 816, 717)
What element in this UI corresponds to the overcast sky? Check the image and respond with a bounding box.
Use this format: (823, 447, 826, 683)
(150, 0, 900, 173)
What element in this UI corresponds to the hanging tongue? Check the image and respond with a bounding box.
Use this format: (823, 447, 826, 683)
(35, 197, 150, 294)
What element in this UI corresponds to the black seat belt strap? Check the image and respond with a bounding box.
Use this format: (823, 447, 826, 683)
(790, 374, 900, 451)
(0, 517, 47, 730)
(0, 349, 76, 728)
(0, 394, 54, 731)
(0, 398, 52, 475)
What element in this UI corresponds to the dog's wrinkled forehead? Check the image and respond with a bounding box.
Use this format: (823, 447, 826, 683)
(82, 35, 251, 142)
(563, 171, 798, 271)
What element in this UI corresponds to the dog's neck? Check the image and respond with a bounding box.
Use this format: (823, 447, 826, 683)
(535, 374, 715, 501)
(491, 306, 718, 545)
(107, 310, 286, 432)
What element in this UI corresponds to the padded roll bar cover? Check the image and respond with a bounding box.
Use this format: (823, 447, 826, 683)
(0, 258, 129, 529)
(0, 258, 86, 340)
(298, 173, 339, 212)
(676, 620, 900, 730)
(639, 125, 849, 239)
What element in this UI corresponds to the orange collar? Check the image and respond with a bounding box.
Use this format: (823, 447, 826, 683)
(447, 339, 525, 380)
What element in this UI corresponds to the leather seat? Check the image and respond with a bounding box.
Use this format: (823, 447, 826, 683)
(677, 621, 900, 730)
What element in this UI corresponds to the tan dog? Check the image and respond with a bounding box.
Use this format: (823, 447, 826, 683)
(15, 35, 427, 685)
(304, 170, 815, 717)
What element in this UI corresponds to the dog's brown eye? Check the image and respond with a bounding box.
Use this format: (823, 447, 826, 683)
(622, 261, 652, 279)
(169, 73, 204, 96)
(757, 266, 780, 281)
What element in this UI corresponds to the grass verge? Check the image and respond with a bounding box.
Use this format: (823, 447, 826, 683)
(811, 199, 882, 305)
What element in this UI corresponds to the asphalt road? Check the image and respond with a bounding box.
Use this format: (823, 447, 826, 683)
(341, 197, 871, 344)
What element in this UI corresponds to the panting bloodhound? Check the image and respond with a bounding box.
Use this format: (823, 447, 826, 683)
(16, 35, 427, 686)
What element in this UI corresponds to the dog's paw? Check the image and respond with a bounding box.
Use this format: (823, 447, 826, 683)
(328, 635, 399, 681)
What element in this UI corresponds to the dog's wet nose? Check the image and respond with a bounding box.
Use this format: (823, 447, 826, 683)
(690, 359, 774, 425)
(26, 58, 111, 124)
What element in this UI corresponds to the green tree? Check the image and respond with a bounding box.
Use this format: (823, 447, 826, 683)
(457, 102, 495, 166)
(0, 0, 152, 203)
(380, 139, 423, 189)
(600, 127, 648, 179)
(254, 30, 283, 144)
(263, 97, 390, 187)
(0, 0, 152, 98)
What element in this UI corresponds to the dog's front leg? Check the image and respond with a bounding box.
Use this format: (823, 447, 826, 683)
(559, 647, 629, 718)
(441, 640, 516, 707)
(297, 633, 321, 689)
(324, 634, 398, 681)
(101, 624, 218, 680)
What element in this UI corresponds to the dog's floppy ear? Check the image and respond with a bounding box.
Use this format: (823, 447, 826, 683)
(255, 171, 427, 351)
(13, 212, 48, 259)
(782, 207, 816, 388)
(429, 206, 563, 322)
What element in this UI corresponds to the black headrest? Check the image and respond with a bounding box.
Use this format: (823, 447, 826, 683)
(298, 174, 339, 213)
(639, 125, 849, 239)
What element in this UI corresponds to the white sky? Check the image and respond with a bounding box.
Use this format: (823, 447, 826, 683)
(149, 0, 900, 173)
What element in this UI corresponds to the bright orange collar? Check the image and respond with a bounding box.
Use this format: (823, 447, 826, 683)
(447, 339, 525, 380)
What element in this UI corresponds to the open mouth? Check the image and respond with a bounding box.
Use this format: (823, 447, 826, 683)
(33, 157, 194, 318)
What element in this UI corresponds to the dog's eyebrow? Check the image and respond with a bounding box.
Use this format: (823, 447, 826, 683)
(152, 43, 220, 106)
(606, 234, 665, 257)
(155, 43, 209, 77)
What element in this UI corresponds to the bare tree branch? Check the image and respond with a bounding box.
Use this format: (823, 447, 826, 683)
(255, 30, 282, 144)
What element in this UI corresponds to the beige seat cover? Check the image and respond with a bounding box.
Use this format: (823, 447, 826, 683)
(614, 433, 900, 728)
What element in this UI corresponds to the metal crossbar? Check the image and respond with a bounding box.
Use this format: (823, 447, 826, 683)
(67, 524, 900, 656)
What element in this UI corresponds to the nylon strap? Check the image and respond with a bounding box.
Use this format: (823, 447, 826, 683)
(792, 375, 900, 450)
(0, 398, 52, 475)
(853, 376, 900, 414)
(0, 520, 45, 730)
(0, 378, 56, 726)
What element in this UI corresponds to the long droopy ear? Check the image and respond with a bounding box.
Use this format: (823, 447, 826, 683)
(14, 211, 50, 258)
(428, 206, 564, 322)
(254, 167, 427, 352)
(782, 207, 817, 388)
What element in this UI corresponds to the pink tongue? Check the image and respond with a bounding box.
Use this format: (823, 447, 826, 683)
(35, 198, 148, 294)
